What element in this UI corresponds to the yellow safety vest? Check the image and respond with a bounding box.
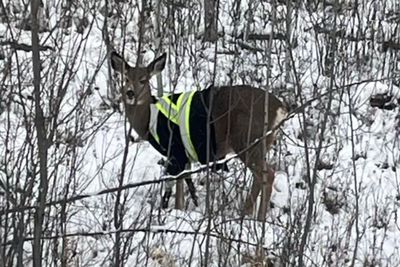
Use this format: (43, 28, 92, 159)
(149, 92, 199, 162)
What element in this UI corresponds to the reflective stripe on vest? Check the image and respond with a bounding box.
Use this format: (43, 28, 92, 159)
(177, 91, 198, 162)
(155, 96, 179, 125)
(149, 92, 199, 162)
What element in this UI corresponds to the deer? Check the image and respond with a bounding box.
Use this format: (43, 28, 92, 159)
(110, 51, 288, 220)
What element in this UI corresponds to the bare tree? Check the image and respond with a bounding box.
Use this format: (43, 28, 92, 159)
(31, 1, 49, 265)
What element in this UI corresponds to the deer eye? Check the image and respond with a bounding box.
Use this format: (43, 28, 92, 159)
(139, 77, 147, 84)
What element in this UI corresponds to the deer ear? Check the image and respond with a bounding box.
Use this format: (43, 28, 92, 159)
(110, 51, 128, 73)
(147, 53, 166, 76)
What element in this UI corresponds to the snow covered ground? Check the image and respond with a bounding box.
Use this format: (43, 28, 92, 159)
(1, 0, 400, 266)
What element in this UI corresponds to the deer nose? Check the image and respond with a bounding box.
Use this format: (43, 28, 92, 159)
(126, 90, 135, 99)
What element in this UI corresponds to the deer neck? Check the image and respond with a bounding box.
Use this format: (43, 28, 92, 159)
(124, 100, 151, 139)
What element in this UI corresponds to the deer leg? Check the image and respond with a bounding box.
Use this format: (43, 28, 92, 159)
(242, 163, 275, 219)
(185, 178, 198, 207)
(237, 142, 274, 218)
(163, 159, 183, 209)
(242, 166, 263, 216)
(162, 178, 196, 209)
(176, 176, 199, 209)
(182, 163, 198, 207)
(165, 160, 198, 210)
(175, 179, 184, 210)
(238, 147, 265, 216)
(257, 165, 275, 221)
(161, 180, 174, 209)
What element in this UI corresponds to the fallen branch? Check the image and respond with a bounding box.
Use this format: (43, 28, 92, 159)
(0, 41, 53, 52)
(0, 225, 274, 250)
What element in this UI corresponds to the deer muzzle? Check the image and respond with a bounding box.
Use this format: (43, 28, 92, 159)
(126, 90, 135, 100)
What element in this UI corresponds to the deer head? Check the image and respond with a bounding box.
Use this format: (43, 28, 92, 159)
(110, 52, 167, 106)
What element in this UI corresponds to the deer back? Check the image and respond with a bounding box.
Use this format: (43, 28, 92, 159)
(211, 85, 287, 158)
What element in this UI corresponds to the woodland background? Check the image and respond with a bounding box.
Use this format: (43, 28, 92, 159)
(0, 0, 400, 266)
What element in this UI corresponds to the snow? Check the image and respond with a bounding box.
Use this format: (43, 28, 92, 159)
(1, 0, 400, 266)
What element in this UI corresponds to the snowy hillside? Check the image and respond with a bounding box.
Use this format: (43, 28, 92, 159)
(0, 0, 400, 266)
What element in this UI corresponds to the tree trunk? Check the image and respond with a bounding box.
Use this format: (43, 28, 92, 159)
(31, 0, 49, 266)
(204, 0, 218, 42)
